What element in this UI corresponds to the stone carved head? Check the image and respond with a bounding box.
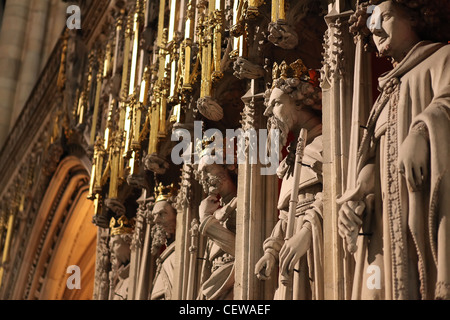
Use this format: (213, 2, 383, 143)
(349, 0, 449, 54)
(109, 215, 133, 267)
(150, 185, 177, 255)
(263, 68, 321, 147)
(109, 233, 132, 267)
(193, 133, 237, 198)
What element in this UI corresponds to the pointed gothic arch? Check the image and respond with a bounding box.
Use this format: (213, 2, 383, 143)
(11, 156, 97, 300)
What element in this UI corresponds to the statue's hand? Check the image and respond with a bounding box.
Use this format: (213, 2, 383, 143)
(199, 195, 220, 222)
(398, 131, 429, 192)
(255, 253, 276, 281)
(338, 201, 364, 254)
(279, 226, 311, 278)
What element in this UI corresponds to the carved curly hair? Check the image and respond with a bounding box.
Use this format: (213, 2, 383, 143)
(349, 0, 449, 51)
(263, 76, 322, 114)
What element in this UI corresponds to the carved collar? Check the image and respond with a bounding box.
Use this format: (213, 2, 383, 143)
(378, 41, 444, 90)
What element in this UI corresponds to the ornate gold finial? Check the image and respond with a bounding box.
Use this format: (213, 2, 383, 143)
(109, 215, 134, 236)
(154, 183, 177, 203)
(279, 61, 288, 79)
(289, 59, 308, 80)
(272, 62, 279, 82)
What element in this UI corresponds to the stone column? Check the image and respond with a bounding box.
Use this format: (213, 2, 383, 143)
(320, 0, 372, 299)
(172, 162, 203, 299)
(40, 0, 66, 71)
(127, 190, 147, 300)
(0, 0, 31, 147)
(234, 80, 278, 300)
(10, 0, 51, 128)
(0, 2, 5, 28)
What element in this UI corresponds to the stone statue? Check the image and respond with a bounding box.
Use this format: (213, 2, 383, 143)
(194, 137, 238, 300)
(150, 184, 178, 300)
(255, 61, 324, 299)
(339, 0, 450, 300)
(109, 215, 134, 300)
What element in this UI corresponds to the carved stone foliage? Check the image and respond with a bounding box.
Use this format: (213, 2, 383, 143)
(41, 141, 64, 177)
(176, 164, 195, 211)
(320, 18, 345, 87)
(93, 228, 111, 300)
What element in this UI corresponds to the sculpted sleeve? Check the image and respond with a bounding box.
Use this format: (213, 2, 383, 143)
(200, 215, 235, 255)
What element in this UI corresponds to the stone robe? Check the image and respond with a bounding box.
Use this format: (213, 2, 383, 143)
(150, 242, 175, 300)
(353, 41, 450, 300)
(263, 135, 323, 300)
(198, 196, 237, 300)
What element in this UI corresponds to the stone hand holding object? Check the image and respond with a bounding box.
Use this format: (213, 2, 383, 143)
(337, 163, 375, 253)
(255, 253, 277, 281)
(279, 222, 312, 278)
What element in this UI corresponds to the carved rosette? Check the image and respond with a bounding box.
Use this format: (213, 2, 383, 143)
(384, 79, 408, 299)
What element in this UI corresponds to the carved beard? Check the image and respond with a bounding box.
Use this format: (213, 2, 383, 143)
(151, 223, 168, 255)
(199, 176, 210, 195)
(201, 172, 227, 196)
(267, 116, 288, 148)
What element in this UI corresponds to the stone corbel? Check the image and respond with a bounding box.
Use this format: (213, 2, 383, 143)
(126, 173, 151, 191)
(196, 96, 224, 121)
(267, 21, 298, 49)
(144, 153, 170, 175)
(233, 57, 265, 80)
(105, 197, 126, 217)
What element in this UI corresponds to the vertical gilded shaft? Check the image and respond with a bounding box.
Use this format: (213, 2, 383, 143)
(90, 51, 105, 146)
(271, 0, 278, 22)
(212, 2, 223, 83)
(88, 146, 98, 199)
(278, 0, 285, 20)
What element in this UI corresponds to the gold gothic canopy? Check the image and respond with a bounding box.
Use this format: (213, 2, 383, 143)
(84, 0, 277, 207)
